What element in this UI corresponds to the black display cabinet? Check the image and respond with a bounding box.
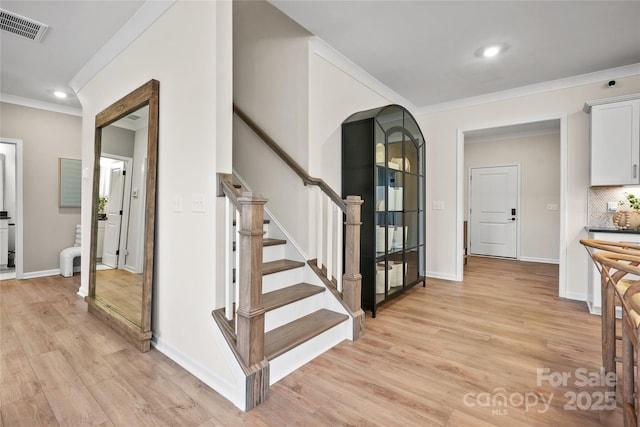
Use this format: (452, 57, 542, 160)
(342, 105, 426, 317)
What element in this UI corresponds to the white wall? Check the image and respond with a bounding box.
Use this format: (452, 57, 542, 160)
(0, 103, 81, 273)
(417, 75, 640, 299)
(464, 132, 561, 263)
(233, 0, 314, 255)
(77, 0, 244, 409)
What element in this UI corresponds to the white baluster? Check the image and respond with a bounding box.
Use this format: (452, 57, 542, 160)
(317, 187, 323, 270)
(336, 205, 343, 292)
(326, 196, 333, 282)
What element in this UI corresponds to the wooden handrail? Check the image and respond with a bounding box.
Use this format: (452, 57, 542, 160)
(219, 173, 242, 210)
(233, 103, 346, 212)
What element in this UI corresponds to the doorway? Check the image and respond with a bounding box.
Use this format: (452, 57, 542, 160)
(0, 138, 23, 280)
(469, 165, 519, 258)
(456, 116, 567, 298)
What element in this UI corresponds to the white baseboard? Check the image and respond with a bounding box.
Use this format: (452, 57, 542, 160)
(519, 256, 560, 265)
(152, 336, 245, 411)
(425, 271, 459, 281)
(564, 291, 587, 302)
(23, 269, 60, 279)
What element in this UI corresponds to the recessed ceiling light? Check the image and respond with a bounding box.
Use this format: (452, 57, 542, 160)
(483, 45, 502, 57)
(476, 43, 508, 59)
(53, 91, 67, 99)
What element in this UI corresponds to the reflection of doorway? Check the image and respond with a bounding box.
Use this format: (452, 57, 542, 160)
(469, 165, 519, 258)
(102, 161, 126, 268)
(0, 138, 23, 280)
(98, 155, 132, 271)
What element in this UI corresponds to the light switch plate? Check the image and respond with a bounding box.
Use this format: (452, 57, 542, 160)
(192, 194, 206, 212)
(607, 201, 618, 212)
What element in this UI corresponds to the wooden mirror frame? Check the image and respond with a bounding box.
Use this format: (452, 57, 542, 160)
(86, 79, 159, 352)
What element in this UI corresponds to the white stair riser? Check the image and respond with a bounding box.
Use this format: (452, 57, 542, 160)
(262, 244, 285, 263)
(265, 293, 324, 332)
(269, 320, 351, 385)
(262, 268, 304, 293)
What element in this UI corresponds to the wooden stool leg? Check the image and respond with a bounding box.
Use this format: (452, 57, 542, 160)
(623, 315, 636, 427)
(602, 271, 616, 396)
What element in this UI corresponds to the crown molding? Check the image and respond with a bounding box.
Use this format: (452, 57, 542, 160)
(0, 93, 82, 116)
(69, 0, 175, 94)
(309, 37, 416, 111)
(414, 63, 640, 115)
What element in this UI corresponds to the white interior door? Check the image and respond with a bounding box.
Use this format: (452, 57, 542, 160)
(469, 165, 518, 258)
(102, 163, 125, 268)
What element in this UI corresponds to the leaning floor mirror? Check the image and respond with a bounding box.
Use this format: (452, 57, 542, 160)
(87, 79, 159, 352)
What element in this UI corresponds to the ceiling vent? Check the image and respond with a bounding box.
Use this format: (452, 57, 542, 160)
(127, 114, 141, 121)
(0, 8, 48, 42)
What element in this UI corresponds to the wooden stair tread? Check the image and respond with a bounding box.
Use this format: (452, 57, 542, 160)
(262, 259, 305, 275)
(264, 309, 348, 360)
(264, 238, 286, 247)
(263, 283, 324, 312)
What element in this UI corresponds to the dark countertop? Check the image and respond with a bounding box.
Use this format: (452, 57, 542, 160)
(587, 226, 640, 234)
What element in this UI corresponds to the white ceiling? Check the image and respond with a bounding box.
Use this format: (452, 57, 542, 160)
(1, 0, 639, 114)
(0, 1, 146, 110)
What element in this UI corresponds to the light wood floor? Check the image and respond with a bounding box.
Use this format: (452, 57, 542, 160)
(0, 257, 623, 426)
(95, 268, 143, 326)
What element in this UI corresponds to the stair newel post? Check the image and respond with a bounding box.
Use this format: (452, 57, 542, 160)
(236, 192, 267, 367)
(343, 195, 365, 339)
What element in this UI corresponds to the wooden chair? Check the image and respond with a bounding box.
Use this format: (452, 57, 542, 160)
(594, 250, 640, 426)
(580, 239, 640, 398)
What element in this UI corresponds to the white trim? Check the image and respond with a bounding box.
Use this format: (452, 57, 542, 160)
(0, 138, 23, 280)
(519, 256, 560, 265)
(152, 335, 246, 411)
(416, 63, 640, 114)
(23, 269, 60, 279)
(456, 114, 568, 298)
(426, 271, 460, 282)
(0, 93, 82, 116)
(69, 0, 176, 93)
(309, 37, 415, 110)
(565, 291, 588, 302)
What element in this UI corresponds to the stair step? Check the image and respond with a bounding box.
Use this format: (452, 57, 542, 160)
(262, 259, 305, 276)
(263, 283, 324, 312)
(264, 309, 348, 360)
(264, 238, 286, 247)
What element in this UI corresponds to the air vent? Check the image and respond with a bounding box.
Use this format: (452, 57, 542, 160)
(127, 114, 141, 121)
(0, 8, 48, 42)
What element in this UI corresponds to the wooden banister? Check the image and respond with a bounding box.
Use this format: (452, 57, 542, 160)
(233, 103, 346, 212)
(218, 173, 242, 210)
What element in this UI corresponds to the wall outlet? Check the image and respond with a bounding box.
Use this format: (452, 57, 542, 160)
(432, 201, 445, 210)
(607, 201, 618, 213)
(546, 203, 559, 211)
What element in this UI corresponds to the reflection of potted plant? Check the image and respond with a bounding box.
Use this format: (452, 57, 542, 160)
(97, 196, 108, 220)
(613, 193, 640, 230)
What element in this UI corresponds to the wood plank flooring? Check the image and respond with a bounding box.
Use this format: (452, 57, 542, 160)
(1, 257, 623, 426)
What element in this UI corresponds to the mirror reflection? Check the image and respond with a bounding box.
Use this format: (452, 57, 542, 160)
(94, 106, 148, 327)
(87, 78, 158, 352)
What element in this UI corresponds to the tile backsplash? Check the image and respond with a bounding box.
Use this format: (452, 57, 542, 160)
(588, 186, 640, 227)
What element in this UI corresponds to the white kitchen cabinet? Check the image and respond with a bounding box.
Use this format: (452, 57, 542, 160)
(586, 231, 640, 315)
(586, 96, 640, 186)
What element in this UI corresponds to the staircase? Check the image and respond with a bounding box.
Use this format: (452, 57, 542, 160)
(216, 106, 364, 410)
(213, 178, 360, 408)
